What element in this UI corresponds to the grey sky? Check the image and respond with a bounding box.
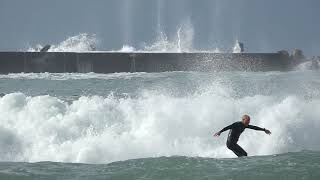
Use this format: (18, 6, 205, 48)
(0, 0, 319, 55)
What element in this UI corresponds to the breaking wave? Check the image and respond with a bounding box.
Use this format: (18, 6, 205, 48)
(0, 88, 320, 163)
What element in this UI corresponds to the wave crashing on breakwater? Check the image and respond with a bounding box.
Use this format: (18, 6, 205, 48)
(25, 21, 223, 53)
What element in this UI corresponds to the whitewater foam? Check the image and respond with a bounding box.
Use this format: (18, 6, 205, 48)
(0, 72, 157, 80)
(0, 87, 320, 163)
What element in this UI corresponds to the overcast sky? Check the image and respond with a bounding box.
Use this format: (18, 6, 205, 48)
(0, 0, 319, 55)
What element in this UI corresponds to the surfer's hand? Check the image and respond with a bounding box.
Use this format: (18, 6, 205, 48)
(214, 132, 221, 137)
(264, 129, 271, 135)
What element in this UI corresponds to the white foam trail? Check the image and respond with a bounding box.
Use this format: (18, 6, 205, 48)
(0, 72, 161, 80)
(0, 89, 320, 163)
(27, 33, 98, 52)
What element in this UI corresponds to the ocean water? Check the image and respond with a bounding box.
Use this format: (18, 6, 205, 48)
(0, 151, 319, 180)
(0, 70, 320, 179)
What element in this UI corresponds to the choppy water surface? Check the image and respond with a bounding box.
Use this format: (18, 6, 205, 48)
(0, 151, 319, 180)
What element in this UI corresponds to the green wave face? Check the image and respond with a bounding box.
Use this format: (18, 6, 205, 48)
(0, 151, 319, 180)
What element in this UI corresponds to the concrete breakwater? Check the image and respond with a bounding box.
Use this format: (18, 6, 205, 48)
(0, 52, 292, 73)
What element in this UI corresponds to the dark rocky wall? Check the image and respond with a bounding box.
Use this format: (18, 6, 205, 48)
(0, 52, 290, 74)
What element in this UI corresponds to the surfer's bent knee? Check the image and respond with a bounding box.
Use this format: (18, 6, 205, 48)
(226, 141, 235, 149)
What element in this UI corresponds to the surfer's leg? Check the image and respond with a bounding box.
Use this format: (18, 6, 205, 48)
(227, 142, 247, 157)
(233, 144, 247, 157)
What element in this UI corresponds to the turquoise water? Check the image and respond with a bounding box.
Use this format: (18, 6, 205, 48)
(0, 151, 319, 180)
(0, 71, 320, 179)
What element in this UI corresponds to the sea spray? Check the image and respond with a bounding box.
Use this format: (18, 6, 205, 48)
(0, 84, 320, 163)
(27, 33, 98, 52)
(26, 21, 227, 53)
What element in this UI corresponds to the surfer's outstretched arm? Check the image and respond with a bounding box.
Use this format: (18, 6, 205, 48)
(247, 125, 271, 135)
(214, 123, 236, 137)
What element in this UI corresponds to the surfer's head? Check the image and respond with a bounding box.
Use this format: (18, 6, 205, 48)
(242, 115, 250, 126)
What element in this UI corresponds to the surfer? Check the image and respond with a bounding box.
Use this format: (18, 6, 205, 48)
(213, 115, 271, 157)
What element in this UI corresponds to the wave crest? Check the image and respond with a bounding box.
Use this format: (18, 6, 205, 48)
(0, 91, 320, 163)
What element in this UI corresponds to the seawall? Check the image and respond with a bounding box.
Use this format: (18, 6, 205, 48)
(0, 52, 291, 73)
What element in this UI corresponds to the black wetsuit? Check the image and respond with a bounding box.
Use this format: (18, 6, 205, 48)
(219, 121, 265, 157)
